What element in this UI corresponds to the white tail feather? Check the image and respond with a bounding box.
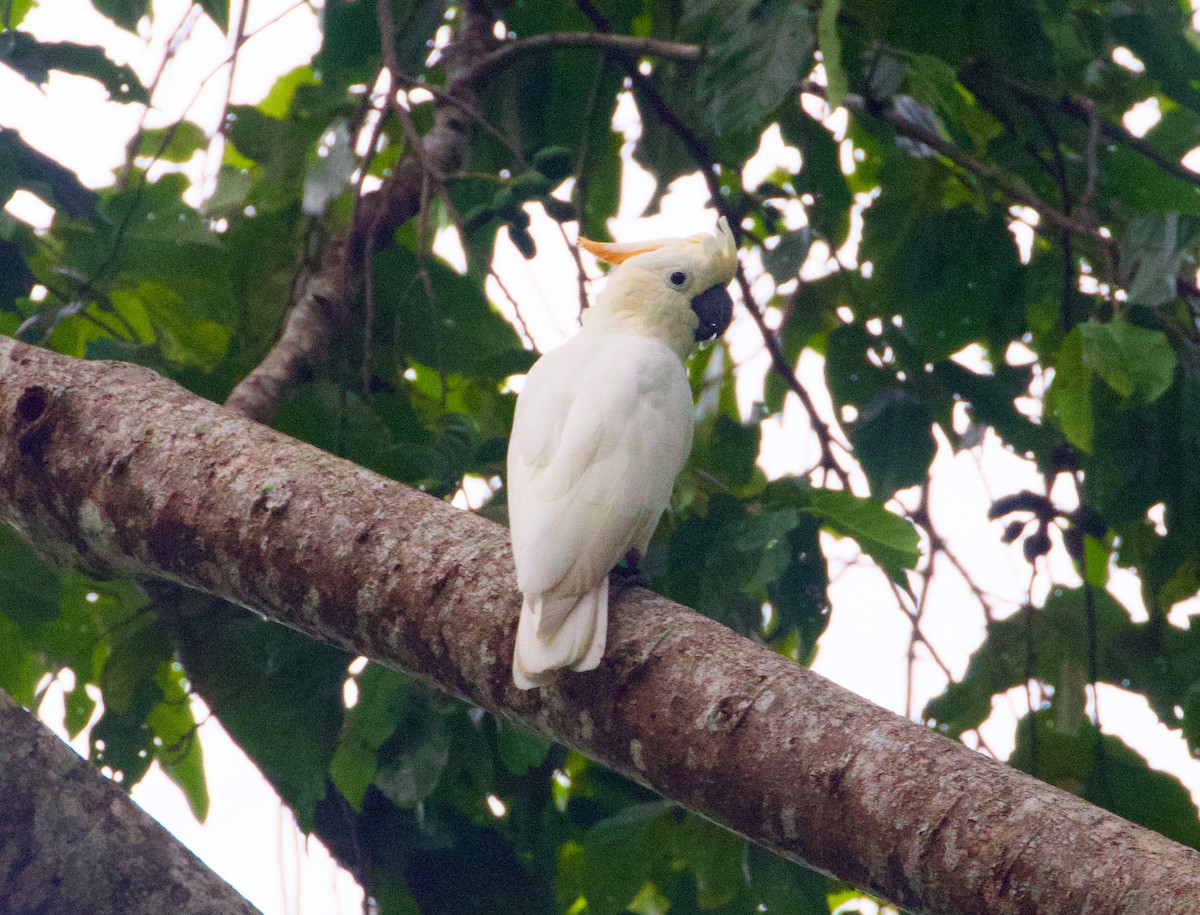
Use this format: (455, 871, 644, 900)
(512, 579, 609, 690)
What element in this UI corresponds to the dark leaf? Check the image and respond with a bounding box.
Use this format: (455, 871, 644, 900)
(1079, 318, 1176, 406)
(137, 122, 209, 164)
(0, 128, 97, 217)
(764, 229, 812, 284)
(91, 0, 149, 31)
(849, 388, 936, 500)
(195, 0, 229, 32)
(0, 31, 148, 102)
(804, 489, 920, 583)
(0, 525, 61, 625)
(685, 1, 815, 136)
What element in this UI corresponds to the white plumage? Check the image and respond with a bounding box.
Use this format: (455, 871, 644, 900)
(506, 217, 738, 688)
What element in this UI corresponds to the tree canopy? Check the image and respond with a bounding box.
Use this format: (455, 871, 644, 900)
(3, 0, 1200, 912)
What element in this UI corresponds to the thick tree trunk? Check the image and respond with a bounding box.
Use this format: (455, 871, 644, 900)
(0, 690, 259, 915)
(3, 335, 1200, 915)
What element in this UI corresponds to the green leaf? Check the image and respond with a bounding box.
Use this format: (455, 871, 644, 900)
(149, 660, 209, 822)
(817, 0, 845, 108)
(372, 245, 533, 381)
(922, 587, 1131, 738)
(781, 108, 853, 244)
(301, 119, 355, 215)
(257, 65, 318, 119)
(764, 229, 812, 284)
(0, 614, 43, 707)
(849, 389, 936, 500)
(0, 524, 61, 625)
(725, 508, 802, 591)
(905, 54, 1003, 153)
(374, 720, 450, 808)
(1112, 14, 1200, 116)
(137, 282, 231, 369)
(1079, 319, 1176, 406)
(497, 718, 552, 775)
(869, 205, 1024, 361)
(558, 801, 676, 915)
(64, 680, 96, 739)
(696, 414, 762, 489)
(670, 814, 746, 908)
(933, 359, 1054, 456)
(138, 122, 209, 164)
(747, 843, 830, 914)
(195, 0, 229, 31)
(330, 664, 413, 808)
(316, 0, 380, 85)
(330, 741, 377, 811)
(204, 165, 253, 215)
(1121, 213, 1199, 307)
(685, 0, 815, 135)
(1011, 711, 1200, 850)
(805, 489, 920, 583)
(1, 0, 35, 28)
(91, 0, 148, 31)
(824, 323, 894, 409)
(1045, 327, 1093, 453)
(172, 604, 347, 831)
(92, 615, 172, 786)
(1101, 145, 1200, 216)
(392, 0, 446, 75)
(0, 31, 148, 102)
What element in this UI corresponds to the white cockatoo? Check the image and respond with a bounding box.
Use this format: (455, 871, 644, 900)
(506, 216, 738, 689)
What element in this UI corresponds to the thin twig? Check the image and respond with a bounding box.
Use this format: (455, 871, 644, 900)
(886, 573, 957, 688)
(353, 72, 392, 397)
(120, 3, 201, 190)
(737, 264, 853, 488)
(488, 266, 537, 351)
(801, 81, 1117, 254)
(219, 0, 252, 138)
(997, 76, 1200, 192)
(466, 31, 705, 85)
(1078, 97, 1100, 213)
(553, 216, 590, 320)
(905, 487, 937, 719)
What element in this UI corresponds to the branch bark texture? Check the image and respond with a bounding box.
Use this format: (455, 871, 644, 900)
(0, 690, 259, 915)
(3, 336, 1200, 915)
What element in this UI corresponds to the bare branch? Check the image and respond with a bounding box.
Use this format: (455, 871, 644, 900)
(467, 31, 706, 85)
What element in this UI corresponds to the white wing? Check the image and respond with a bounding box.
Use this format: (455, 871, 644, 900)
(507, 332, 694, 600)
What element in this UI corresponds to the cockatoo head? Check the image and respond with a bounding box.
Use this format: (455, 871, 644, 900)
(579, 216, 738, 356)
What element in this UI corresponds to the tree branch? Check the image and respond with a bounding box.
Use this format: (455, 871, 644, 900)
(800, 82, 1118, 254)
(3, 335, 1199, 915)
(225, 1, 499, 425)
(0, 689, 259, 915)
(467, 31, 705, 85)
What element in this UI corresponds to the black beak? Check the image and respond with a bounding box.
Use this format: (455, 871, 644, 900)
(691, 284, 734, 341)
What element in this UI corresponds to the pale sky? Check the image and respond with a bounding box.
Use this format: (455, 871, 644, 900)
(6, 2, 1200, 913)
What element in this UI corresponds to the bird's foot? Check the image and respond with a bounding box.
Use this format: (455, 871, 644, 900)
(609, 548, 651, 594)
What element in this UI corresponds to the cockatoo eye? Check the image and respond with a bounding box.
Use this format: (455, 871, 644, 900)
(668, 270, 688, 288)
